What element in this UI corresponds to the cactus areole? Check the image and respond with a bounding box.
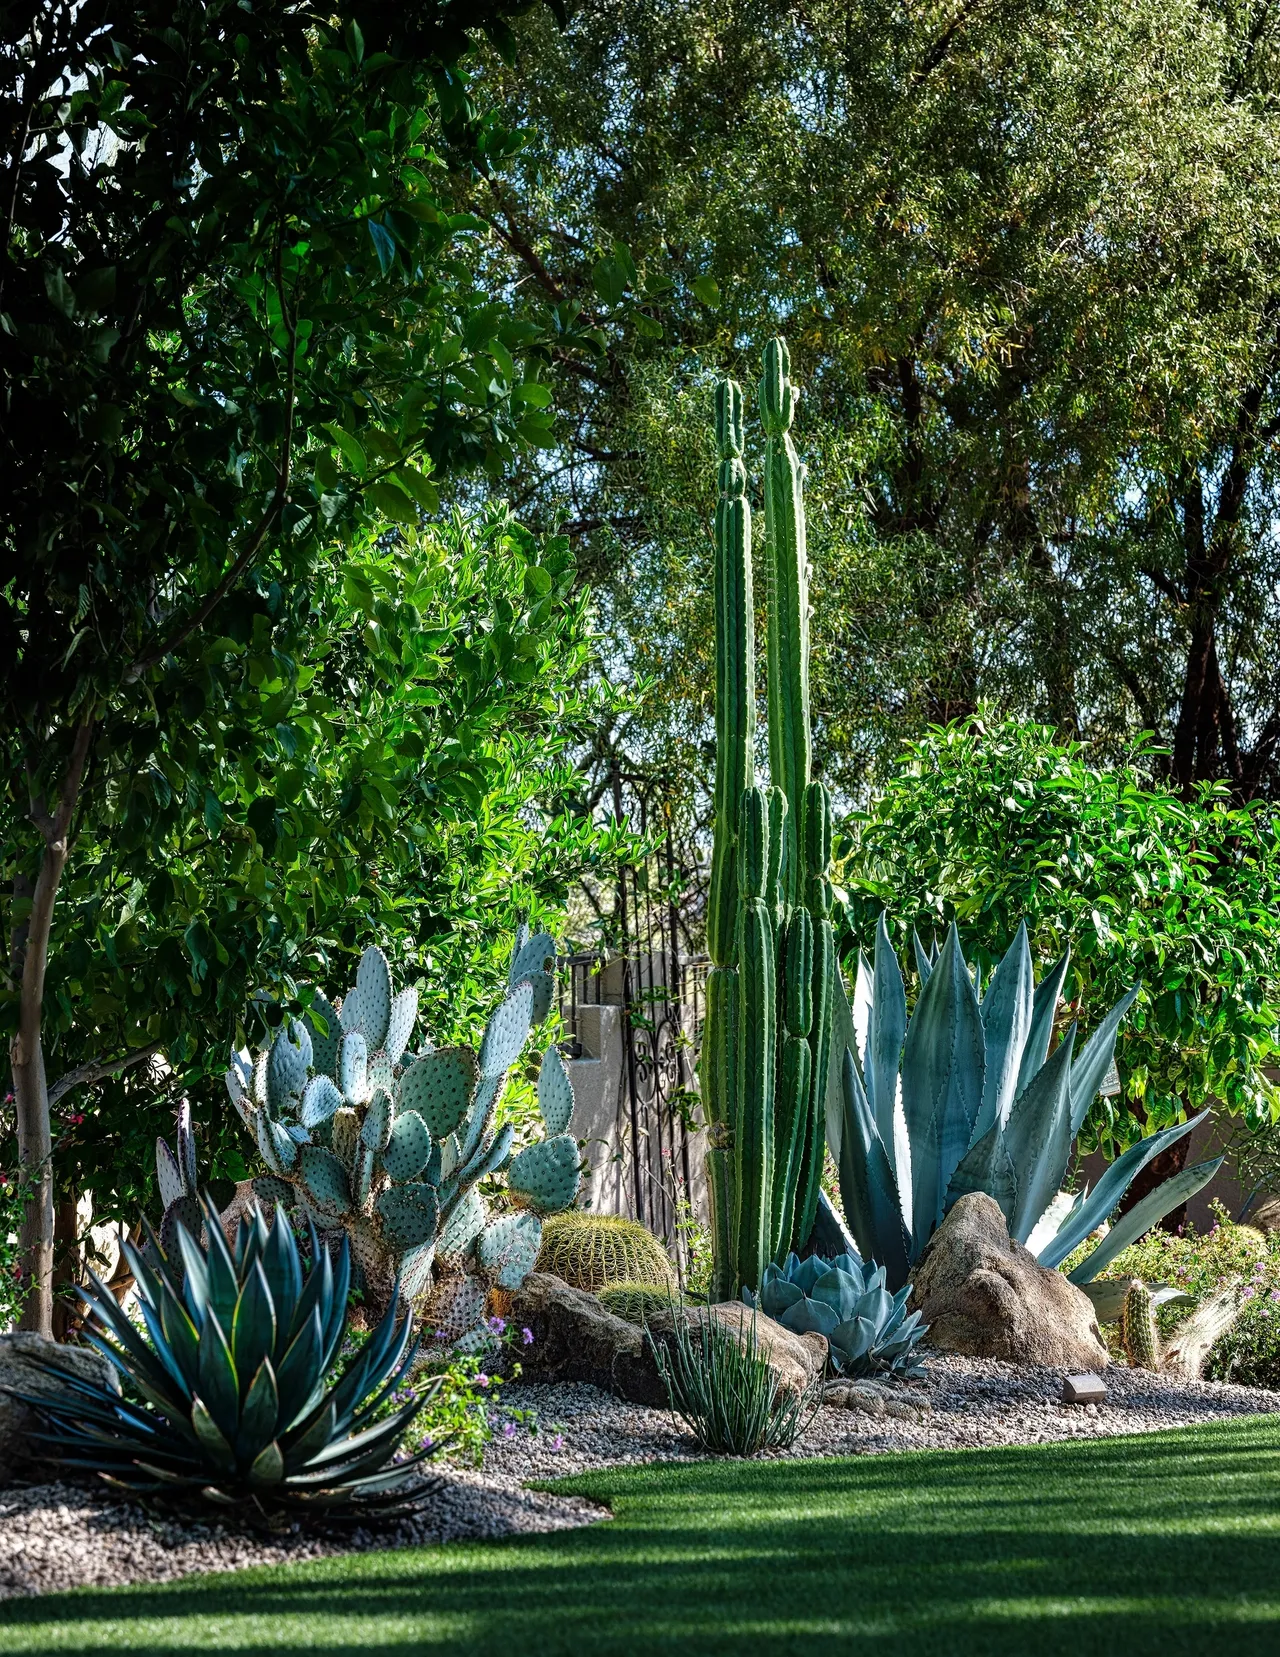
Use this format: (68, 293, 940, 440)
(703, 339, 835, 1298)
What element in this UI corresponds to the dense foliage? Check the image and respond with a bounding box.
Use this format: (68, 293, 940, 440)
(0, 0, 607, 1326)
(8, 511, 609, 1228)
(451, 0, 1280, 817)
(839, 719, 1280, 1146)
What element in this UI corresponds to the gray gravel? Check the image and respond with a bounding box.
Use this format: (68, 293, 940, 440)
(480, 1355, 1280, 1479)
(3, 1355, 1277, 1601)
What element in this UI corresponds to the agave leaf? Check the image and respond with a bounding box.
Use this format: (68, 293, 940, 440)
(1016, 947, 1070, 1097)
(851, 949, 873, 1080)
(259, 1207, 303, 1349)
(972, 921, 1033, 1143)
(911, 930, 934, 986)
(236, 1357, 281, 1464)
(866, 915, 907, 1162)
(230, 1261, 277, 1387)
(190, 1396, 238, 1473)
(1068, 1157, 1224, 1283)
(900, 924, 984, 1241)
(276, 1305, 325, 1429)
(832, 1046, 910, 1290)
(1069, 983, 1141, 1136)
(249, 1439, 285, 1487)
(196, 1313, 240, 1443)
(1003, 1022, 1078, 1244)
(1035, 1108, 1211, 1269)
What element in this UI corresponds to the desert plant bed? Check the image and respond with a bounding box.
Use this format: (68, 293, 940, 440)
(2, 1356, 1278, 1601)
(3, 1415, 1280, 1655)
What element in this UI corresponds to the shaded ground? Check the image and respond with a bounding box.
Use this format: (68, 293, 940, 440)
(2, 1415, 1278, 1654)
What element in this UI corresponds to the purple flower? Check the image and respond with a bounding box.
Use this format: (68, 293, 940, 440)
(1269, 1290, 1280, 1303)
(487, 1315, 506, 1334)
(476, 1373, 490, 1388)
(503, 1421, 517, 1439)
(550, 1433, 564, 1451)
(522, 1326, 534, 1346)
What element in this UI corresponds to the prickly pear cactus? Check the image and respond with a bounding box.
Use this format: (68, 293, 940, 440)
(151, 1099, 204, 1276)
(224, 937, 581, 1332)
(1121, 1280, 1161, 1371)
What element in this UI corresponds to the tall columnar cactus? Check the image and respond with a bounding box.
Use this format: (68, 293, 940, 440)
(702, 339, 835, 1297)
(224, 933, 581, 1332)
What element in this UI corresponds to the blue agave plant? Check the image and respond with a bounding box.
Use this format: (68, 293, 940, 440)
(744, 1251, 928, 1378)
(828, 918, 1223, 1292)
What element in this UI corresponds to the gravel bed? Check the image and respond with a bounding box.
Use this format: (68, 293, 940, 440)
(480, 1356, 1280, 1480)
(0, 1470, 607, 1602)
(3, 1356, 1277, 1601)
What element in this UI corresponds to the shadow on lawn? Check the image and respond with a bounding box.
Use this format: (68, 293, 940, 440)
(4, 1421, 1280, 1657)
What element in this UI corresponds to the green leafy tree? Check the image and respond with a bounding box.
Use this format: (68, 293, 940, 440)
(0, 0, 573, 1331)
(838, 718, 1280, 1171)
(14, 508, 611, 1244)
(454, 0, 1280, 810)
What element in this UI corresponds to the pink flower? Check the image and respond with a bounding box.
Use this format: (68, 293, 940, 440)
(550, 1433, 564, 1451)
(476, 1373, 490, 1388)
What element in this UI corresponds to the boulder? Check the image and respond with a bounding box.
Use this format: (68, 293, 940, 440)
(505, 1271, 665, 1403)
(506, 1272, 827, 1406)
(1249, 1194, 1280, 1235)
(909, 1193, 1109, 1369)
(0, 1332, 118, 1485)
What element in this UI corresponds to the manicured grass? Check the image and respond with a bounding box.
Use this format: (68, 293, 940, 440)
(4, 1416, 1280, 1655)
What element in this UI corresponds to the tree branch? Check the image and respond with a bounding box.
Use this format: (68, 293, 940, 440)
(47, 1043, 164, 1109)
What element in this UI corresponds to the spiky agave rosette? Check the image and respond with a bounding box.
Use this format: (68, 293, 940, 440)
(745, 1251, 928, 1378)
(13, 1198, 438, 1516)
(223, 930, 582, 1342)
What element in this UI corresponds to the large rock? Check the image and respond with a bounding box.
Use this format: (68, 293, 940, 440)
(506, 1272, 827, 1406)
(0, 1332, 118, 1485)
(909, 1193, 1108, 1369)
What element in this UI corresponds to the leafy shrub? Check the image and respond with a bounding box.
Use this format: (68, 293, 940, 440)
(653, 1311, 821, 1455)
(1080, 1207, 1280, 1386)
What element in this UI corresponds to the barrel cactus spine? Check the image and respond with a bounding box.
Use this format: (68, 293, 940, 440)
(224, 933, 581, 1337)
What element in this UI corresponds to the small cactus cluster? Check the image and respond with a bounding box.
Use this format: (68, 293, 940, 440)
(224, 931, 581, 1329)
(535, 1211, 674, 1294)
(597, 1282, 682, 1326)
(1121, 1280, 1162, 1370)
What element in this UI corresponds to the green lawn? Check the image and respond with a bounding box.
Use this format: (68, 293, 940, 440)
(4, 1416, 1279, 1655)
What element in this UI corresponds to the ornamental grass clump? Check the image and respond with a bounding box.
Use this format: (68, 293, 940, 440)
(12, 1198, 441, 1519)
(653, 1311, 820, 1455)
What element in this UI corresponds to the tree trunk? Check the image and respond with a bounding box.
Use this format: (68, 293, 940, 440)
(9, 720, 93, 1337)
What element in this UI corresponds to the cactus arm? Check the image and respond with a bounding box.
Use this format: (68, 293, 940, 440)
(733, 784, 776, 1293)
(706, 378, 755, 970)
(760, 336, 811, 913)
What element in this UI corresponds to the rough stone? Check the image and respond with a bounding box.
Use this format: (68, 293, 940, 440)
(506, 1272, 827, 1406)
(909, 1193, 1109, 1369)
(506, 1272, 665, 1403)
(0, 1333, 118, 1486)
(1250, 1194, 1280, 1235)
